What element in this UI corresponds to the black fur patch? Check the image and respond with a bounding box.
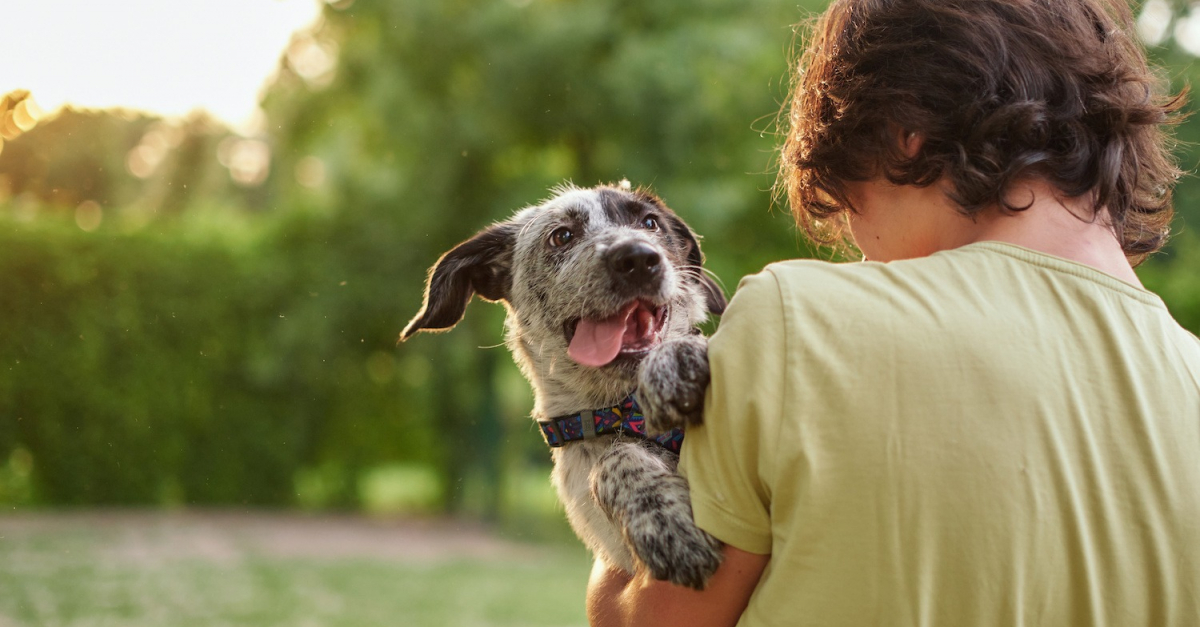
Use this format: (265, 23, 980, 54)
(400, 221, 519, 340)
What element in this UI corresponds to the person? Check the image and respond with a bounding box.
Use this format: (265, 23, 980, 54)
(586, 0, 1200, 625)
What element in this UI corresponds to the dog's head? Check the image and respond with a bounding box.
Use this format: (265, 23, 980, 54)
(401, 183, 725, 394)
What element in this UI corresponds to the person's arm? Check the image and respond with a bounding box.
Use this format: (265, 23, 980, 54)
(587, 270, 783, 626)
(586, 545, 768, 627)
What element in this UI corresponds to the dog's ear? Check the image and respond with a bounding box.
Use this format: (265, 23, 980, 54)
(664, 215, 727, 316)
(400, 221, 518, 341)
(697, 272, 727, 316)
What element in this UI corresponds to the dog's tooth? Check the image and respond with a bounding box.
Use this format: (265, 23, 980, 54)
(637, 306, 654, 339)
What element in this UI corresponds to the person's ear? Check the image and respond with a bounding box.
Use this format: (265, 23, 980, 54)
(900, 128, 923, 158)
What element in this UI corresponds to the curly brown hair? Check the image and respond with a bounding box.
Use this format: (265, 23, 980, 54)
(779, 0, 1186, 262)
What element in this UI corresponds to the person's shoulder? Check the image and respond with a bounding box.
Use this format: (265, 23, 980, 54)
(759, 256, 928, 308)
(763, 257, 881, 286)
(719, 259, 878, 323)
(761, 245, 1025, 304)
(747, 250, 1003, 342)
(1183, 328, 1200, 353)
(764, 247, 988, 281)
(720, 258, 910, 344)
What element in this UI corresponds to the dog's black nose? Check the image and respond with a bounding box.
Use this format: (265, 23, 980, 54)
(608, 241, 662, 282)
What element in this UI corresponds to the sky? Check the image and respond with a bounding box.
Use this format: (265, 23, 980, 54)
(0, 0, 324, 133)
(0, 0, 1193, 137)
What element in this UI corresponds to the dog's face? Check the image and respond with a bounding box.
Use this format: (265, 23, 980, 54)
(401, 183, 724, 404)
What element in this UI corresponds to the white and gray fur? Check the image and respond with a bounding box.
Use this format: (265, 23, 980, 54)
(401, 182, 725, 589)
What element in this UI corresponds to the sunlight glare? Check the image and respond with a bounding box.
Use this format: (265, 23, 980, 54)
(0, 115, 21, 142)
(126, 122, 181, 178)
(287, 35, 339, 88)
(218, 138, 272, 187)
(0, 0, 324, 132)
(11, 100, 41, 132)
(1137, 0, 1174, 46)
(75, 200, 103, 232)
(1177, 5, 1200, 57)
(295, 156, 327, 189)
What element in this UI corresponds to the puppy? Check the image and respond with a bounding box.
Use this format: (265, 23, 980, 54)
(401, 182, 725, 588)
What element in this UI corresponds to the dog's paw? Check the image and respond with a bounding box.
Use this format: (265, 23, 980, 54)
(638, 336, 710, 434)
(631, 518, 724, 590)
(590, 442, 723, 590)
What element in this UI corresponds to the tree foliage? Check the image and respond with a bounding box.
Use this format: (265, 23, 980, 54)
(0, 0, 1198, 512)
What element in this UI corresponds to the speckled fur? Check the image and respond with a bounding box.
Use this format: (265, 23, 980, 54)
(638, 335, 711, 435)
(401, 183, 726, 589)
(590, 436, 724, 588)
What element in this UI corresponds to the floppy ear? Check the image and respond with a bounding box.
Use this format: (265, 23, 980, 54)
(400, 222, 518, 341)
(697, 271, 727, 316)
(665, 215, 727, 316)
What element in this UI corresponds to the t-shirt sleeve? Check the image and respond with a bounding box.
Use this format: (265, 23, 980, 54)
(678, 269, 785, 555)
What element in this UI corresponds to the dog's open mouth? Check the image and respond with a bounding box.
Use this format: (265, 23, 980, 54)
(564, 300, 667, 368)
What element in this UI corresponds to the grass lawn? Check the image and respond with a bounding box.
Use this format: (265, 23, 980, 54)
(0, 511, 593, 627)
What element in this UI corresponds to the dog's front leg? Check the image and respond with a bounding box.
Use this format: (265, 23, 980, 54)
(638, 335, 710, 434)
(589, 440, 723, 590)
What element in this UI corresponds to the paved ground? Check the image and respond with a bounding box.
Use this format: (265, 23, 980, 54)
(0, 511, 592, 627)
(0, 510, 538, 564)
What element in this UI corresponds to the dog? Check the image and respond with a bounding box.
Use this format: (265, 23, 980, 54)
(401, 181, 726, 589)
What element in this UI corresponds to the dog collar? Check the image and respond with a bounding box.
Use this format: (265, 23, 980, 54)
(537, 394, 685, 454)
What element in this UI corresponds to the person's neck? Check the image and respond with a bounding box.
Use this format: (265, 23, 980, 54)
(864, 179, 1142, 287)
(955, 182, 1142, 287)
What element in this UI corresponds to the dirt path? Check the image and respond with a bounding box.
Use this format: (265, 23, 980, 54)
(0, 511, 591, 627)
(0, 510, 542, 565)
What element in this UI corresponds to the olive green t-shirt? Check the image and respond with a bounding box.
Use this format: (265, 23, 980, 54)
(680, 241, 1200, 626)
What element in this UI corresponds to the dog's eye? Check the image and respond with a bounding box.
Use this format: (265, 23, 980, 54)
(549, 227, 574, 248)
(640, 215, 659, 231)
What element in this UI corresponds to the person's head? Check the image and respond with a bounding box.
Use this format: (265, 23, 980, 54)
(779, 0, 1185, 263)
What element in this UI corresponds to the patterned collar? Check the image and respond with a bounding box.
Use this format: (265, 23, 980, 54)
(536, 394, 685, 455)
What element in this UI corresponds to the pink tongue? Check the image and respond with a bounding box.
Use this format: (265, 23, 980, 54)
(568, 303, 638, 367)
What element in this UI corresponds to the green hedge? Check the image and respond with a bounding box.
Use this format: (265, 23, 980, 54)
(0, 212, 461, 507)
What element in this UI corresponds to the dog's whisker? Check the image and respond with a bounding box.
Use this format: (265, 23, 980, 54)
(517, 218, 540, 240)
(501, 326, 540, 350)
(678, 264, 728, 292)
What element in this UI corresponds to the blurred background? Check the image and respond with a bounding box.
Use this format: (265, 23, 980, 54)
(0, 0, 1197, 625)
